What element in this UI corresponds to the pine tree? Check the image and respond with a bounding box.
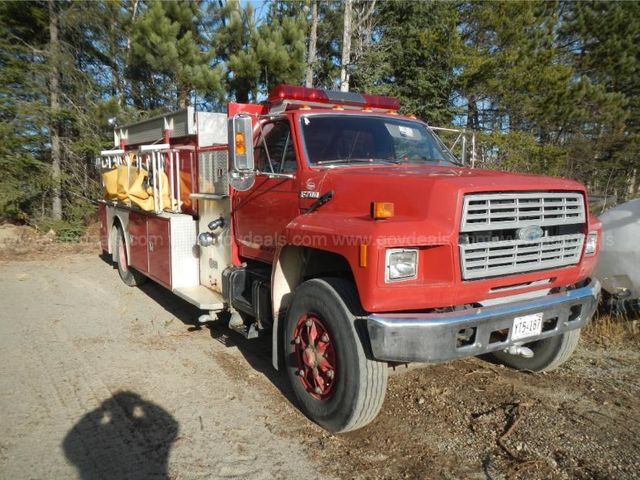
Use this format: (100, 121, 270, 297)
(255, 2, 306, 92)
(350, 0, 461, 125)
(210, 0, 259, 102)
(313, 0, 343, 89)
(559, 0, 640, 198)
(0, 1, 51, 222)
(129, 0, 222, 110)
(211, 0, 305, 102)
(1, 1, 116, 228)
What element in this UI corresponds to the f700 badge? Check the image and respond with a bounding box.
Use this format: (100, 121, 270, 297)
(300, 191, 320, 199)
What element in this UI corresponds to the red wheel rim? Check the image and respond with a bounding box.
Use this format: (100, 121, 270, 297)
(118, 235, 128, 272)
(293, 313, 337, 400)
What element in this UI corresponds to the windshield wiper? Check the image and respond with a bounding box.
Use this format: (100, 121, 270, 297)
(305, 190, 334, 214)
(392, 156, 445, 164)
(316, 158, 398, 165)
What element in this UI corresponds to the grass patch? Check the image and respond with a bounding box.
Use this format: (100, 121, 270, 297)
(36, 218, 86, 242)
(584, 311, 640, 346)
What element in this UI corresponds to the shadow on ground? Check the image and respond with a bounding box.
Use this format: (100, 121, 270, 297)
(63, 391, 178, 480)
(131, 267, 297, 406)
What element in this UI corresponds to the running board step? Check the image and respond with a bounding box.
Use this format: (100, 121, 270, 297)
(228, 311, 260, 339)
(173, 286, 225, 310)
(228, 321, 260, 339)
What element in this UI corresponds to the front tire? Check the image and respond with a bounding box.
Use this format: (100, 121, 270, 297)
(284, 278, 388, 433)
(115, 226, 147, 287)
(488, 328, 581, 372)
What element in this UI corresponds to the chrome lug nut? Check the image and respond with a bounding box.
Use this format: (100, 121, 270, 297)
(320, 333, 329, 342)
(314, 387, 323, 395)
(326, 369, 334, 379)
(305, 319, 313, 327)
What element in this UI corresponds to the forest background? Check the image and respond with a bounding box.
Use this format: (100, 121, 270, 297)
(1, 0, 638, 236)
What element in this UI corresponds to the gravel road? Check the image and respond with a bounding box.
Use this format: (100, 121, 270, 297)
(1, 252, 638, 479)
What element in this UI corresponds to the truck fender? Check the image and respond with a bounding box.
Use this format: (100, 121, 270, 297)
(109, 209, 130, 264)
(271, 245, 305, 369)
(270, 244, 356, 369)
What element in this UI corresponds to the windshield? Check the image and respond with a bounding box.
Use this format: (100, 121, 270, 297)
(299, 114, 459, 167)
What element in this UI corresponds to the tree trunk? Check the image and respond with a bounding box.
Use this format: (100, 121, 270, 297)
(305, 0, 318, 88)
(177, 84, 189, 109)
(339, 0, 352, 92)
(124, 0, 140, 108)
(467, 95, 479, 131)
(49, 0, 62, 220)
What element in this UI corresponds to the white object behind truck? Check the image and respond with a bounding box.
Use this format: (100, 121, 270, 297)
(595, 198, 640, 299)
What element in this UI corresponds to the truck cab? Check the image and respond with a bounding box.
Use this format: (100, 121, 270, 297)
(97, 84, 601, 433)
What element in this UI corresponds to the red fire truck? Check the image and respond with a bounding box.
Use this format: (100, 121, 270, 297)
(97, 84, 601, 432)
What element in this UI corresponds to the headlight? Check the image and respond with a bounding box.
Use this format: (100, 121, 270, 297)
(585, 231, 598, 256)
(385, 248, 418, 282)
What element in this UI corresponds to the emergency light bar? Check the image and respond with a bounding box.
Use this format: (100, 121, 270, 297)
(268, 84, 400, 112)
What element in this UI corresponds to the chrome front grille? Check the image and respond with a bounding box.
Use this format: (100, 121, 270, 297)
(460, 234, 585, 280)
(461, 192, 585, 232)
(459, 192, 587, 280)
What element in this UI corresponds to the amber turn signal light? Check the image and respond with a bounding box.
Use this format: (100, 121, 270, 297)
(371, 202, 394, 219)
(235, 132, 246, 155)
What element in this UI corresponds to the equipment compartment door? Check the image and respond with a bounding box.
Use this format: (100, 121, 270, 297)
(147, 216, 171, 288)
(129, 211, 149, 273)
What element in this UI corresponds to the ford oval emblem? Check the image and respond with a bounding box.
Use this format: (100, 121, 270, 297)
(517, 225, 544, 241)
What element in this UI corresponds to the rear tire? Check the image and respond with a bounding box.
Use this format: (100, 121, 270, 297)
(284, 278, 387, 433)
(488, 328, 581, 372)
(115, 226, 147, 287)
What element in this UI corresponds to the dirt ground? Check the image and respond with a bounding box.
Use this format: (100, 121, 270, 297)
(0, 249, 638, 479)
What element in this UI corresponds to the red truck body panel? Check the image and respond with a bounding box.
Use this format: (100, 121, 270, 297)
(226, 108, 599, 313)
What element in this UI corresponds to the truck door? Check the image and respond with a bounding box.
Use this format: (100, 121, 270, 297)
(233, 118, 299, 263)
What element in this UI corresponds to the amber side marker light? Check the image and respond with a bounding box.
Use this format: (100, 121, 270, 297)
(235, 132, 246, 155)
(359, 244, 368, 267)
(371, 202, 394, 220)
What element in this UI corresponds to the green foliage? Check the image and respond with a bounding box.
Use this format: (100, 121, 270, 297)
(351, 0, 461, 125)
(311, 0, 343, 89)
(37, 218, 86, 241)
(130, 0, 223, 108)
(211, 0, 306, 102)
(254, 9, 306, 91)
(480, 131, 567, 177)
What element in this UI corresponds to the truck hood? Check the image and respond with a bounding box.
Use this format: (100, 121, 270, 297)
(302, 164, 587, 229)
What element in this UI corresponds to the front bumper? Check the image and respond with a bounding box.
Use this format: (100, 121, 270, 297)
(367, 278, 601, 363)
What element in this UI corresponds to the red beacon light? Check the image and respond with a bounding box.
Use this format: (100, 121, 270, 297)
(268, 84, 400, 112)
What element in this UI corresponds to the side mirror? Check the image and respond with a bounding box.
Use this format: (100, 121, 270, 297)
(228, 116, 254, 172)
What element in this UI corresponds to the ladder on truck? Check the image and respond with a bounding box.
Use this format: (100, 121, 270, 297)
(96, 144, 189, 214)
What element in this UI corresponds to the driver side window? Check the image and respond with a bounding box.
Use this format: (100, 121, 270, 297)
(255, 120, 297, 174)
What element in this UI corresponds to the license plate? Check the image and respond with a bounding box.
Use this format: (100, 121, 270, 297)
(511, 312, 543, 341)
